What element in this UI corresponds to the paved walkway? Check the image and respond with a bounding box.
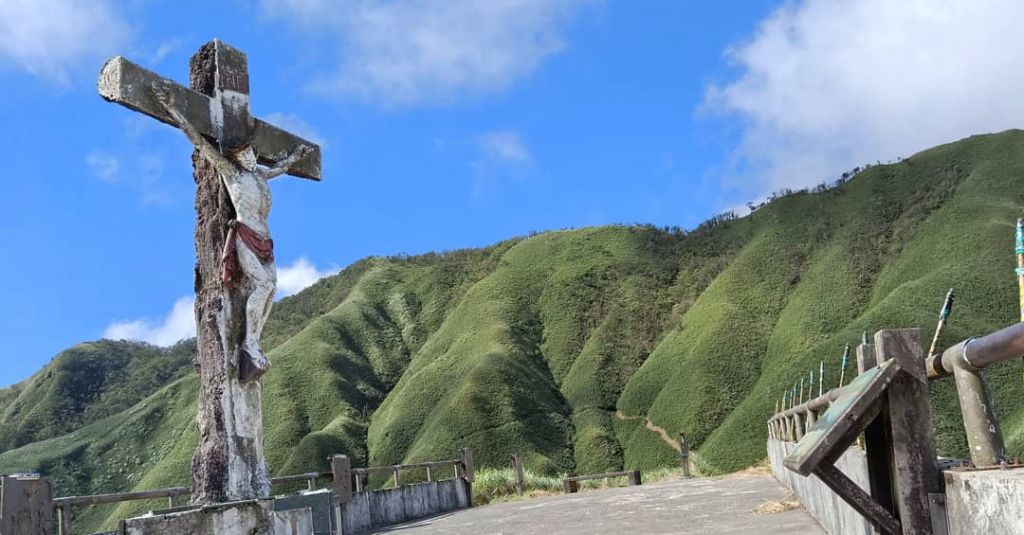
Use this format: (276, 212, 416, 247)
(373, 473, 824, 534)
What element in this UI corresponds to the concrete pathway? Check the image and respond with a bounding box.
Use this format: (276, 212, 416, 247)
(372, 473, 824, 534)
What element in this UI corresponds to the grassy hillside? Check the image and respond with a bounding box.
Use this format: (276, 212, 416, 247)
(0, 340, 194, 451)
(2, 131, 1024, 531)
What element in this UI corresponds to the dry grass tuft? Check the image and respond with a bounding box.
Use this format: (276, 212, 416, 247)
(734, 458, 772, 476)
(755, 492, 800, 514)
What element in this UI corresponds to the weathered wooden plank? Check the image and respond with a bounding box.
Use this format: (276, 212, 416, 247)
(784, 359, 899, 476)
(54, 486, 190, 507)
(98, 56, 320, 180)
(98, 56, 213, 134)
(253, 119, 321, 180)
(814, 462, 901, 535)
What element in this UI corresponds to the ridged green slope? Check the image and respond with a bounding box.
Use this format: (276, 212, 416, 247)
(2, 130, 1024, 532)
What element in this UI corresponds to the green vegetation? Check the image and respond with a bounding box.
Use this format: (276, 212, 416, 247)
(472, 467, 563, 505)
(2, 131, 1024, 532)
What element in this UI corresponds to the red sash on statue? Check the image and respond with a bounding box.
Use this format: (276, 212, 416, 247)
(221, 220, 274, 288)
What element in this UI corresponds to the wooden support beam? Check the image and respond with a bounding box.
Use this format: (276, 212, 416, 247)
(857, 342, 898, 532)
(98, 55, 321, 179)
(814, 462, 901, 535)
(875, 329, 942, 535)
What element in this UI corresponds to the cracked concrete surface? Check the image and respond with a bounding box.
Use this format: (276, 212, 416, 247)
(372, 473, 824, 534)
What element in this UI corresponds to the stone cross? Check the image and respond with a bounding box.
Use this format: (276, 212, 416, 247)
(97, 40, 322, 504)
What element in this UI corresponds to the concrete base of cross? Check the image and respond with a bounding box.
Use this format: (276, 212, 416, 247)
(120, 498, 313, 535)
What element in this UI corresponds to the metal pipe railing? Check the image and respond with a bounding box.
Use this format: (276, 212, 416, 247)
(53, 454, 468, 535)
(925, 322, 1024, 378)
(772, 322, 1024, 467)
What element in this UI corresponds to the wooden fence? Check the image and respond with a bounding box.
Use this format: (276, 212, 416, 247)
(562, 470, 641, 494)
(52, 450, 472, 535)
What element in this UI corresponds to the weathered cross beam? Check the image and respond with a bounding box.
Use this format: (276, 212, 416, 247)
(98, 43, 320, 179)
(98, 39, 322, 505)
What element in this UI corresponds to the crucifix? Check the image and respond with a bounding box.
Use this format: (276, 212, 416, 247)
(97, 39, 322, 504)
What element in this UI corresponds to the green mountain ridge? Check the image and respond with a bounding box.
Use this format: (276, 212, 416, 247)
(4, 130, 1024, 532)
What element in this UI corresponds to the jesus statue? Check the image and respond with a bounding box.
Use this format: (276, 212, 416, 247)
(154, 83, 312, 382)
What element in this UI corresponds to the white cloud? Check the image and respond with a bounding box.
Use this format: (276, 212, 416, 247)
(478, 130, 531, 165)
(277, 257, 338, 297)
(471, 129, 532, 199)
(104, 296, 195, 347)
(702, 0, 1024, 200)
(0, 0, 131, 83)
(85, 152, 120, 181)
(263, 112, 326, 147)
(102, 260, 333, 345)
(259, 0, 598, 105)
(148, 38, 182, 66)
(88, 149, 172, 205)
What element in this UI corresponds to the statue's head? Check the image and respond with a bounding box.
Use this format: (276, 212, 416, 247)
(229, 144, 258, 172)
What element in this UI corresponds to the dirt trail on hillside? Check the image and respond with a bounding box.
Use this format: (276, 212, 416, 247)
(615, 411, 680, 453)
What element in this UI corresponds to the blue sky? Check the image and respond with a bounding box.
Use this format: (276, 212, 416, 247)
(3, 0, 1024, 386)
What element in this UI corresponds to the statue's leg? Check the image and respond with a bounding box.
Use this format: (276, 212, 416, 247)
(235, 237, 276, 381)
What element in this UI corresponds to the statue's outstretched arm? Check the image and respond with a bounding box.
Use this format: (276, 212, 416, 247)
(152, 83, 237, 179)
(261, 144, 314, 180)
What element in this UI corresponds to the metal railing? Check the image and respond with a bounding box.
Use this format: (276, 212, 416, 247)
(562, 470, 641, 493)
(768, 323, 1024, 468)
(52, 449, 473, 535)
(350, 459, 463, 492)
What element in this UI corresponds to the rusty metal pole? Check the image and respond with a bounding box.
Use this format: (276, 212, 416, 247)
(950, 341, 1006, 466)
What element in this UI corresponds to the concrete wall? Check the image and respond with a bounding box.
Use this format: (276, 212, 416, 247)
(767, 439, 872, 535)
(944, 468, 1024, 535)
(339, 479, 470, 535)
(122, 499, 314, 535)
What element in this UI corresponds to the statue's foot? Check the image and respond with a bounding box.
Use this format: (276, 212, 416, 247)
(238, 344, 271, 383)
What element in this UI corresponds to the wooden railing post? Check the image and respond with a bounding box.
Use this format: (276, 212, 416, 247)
(460, 448, 474, 483)
(628, 470, 641, 486)
(511, 454, 525, 494)
(563, 479, 578, 493)
(679, 433, 691, 478)
(331, 455, 353, 504)
(875, 329, 942, 535)
(393, 468, 400, 488)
